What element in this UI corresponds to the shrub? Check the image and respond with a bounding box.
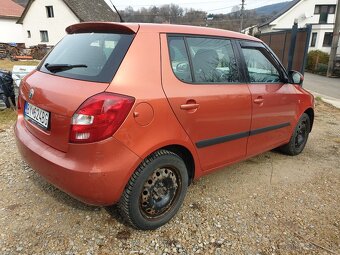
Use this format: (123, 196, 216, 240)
(315, 63, 328, 75)
(306, 50, 329, 73)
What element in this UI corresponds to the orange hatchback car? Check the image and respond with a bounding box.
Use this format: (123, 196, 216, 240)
(15, 22, 314, 230)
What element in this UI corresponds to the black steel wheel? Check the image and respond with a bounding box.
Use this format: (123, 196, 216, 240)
(279, 113, 311, 156)
(140, 166, 181, 218)
(118, 150, 188, 230)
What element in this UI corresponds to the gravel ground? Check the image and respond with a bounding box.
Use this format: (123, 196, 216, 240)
(0, 100, 339, 255)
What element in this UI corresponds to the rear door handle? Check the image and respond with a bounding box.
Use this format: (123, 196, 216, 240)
(180, 103, 200, 110)
(254, 97, 264, 104)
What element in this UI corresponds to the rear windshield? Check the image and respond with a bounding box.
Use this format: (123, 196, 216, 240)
(39, 32, 134, 83)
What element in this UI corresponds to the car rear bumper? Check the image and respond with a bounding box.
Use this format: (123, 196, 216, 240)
(15, 116, 141, 206)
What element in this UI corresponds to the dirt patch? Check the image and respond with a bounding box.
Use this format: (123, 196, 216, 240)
(0, 109, 16, 130)
(0, 101, 339, 254)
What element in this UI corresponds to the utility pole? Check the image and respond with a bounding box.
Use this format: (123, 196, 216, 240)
(327, 0, 340, 77)
(240, 0, 245, 32)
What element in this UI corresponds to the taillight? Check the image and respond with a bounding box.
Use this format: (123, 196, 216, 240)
(69, 93, 135, 143)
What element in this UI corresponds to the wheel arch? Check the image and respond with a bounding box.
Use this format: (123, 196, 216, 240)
(160, 144, 195, 185)
(304, 107, 314, 132)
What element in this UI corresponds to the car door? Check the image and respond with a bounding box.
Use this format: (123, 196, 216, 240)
(237, 41, 298, 157)
(160, 34, 252, 171)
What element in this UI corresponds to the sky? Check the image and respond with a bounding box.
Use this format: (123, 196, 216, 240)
(105, 0, 290, 14)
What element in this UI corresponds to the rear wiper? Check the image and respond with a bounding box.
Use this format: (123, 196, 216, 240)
(45, 63, 87, 73)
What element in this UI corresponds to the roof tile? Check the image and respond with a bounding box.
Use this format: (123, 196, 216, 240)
(63, 0, 118, 22)
(0, 0, 24, 18)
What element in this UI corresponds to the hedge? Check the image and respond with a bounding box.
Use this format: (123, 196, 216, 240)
(306, 50, 329, 75)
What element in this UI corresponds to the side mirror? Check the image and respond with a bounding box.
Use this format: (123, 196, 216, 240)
(289, 70, 304, 86)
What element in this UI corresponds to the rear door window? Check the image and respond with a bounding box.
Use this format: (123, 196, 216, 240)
(168, 37, 192, 83)
(186, 37, 240, 83)
(39, 33, 134, 83)
(168, 36, 240, 84)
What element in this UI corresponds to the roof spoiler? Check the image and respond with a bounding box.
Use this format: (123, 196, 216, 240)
(66, 22, 139, 34)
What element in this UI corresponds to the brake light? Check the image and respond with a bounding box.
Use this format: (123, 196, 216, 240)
(69, 93, 135, 143)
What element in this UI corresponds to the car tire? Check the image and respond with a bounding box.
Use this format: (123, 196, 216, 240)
(118, 149, 188, 230)
(279, 113, 310, 156)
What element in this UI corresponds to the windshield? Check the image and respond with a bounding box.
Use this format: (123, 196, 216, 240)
(39, 32, 134, 83)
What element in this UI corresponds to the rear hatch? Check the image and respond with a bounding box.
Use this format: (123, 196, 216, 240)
(19, 23, 138, 152)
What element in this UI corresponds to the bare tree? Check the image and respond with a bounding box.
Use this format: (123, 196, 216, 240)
(119, 4, 269, 32)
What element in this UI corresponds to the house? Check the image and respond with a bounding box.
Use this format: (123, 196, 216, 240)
(0, 0, 24, 43)
(258, 0, 339, 54)
(241, 25, 259, 36)
(17, 0, 118, 47)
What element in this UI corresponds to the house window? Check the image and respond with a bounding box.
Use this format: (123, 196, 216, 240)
(329, 5, 335, 14)
(40, 30, 49, 42)
(27, 30, 31, 38)
(46, 6, 54, 18)
(314, 5, 336, 24)
(310, 32, 317, 47)
(323, 32, 333, 47)
(319, 6, 329, 23)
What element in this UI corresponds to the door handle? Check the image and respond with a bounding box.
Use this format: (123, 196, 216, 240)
(180, 103, 199, 110)
(254, 97, 264, 104)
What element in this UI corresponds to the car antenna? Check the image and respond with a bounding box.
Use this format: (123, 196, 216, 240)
(108, 0, 125, 22)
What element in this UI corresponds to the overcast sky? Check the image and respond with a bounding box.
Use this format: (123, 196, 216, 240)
(105, 0, 289, 14)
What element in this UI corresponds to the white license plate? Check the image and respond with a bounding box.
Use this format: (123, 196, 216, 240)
(24, 102, 50, 129)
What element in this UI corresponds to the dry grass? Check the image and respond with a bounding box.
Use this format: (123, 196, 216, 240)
(0, 59, 40, 71)
(0, 109, 17, 130)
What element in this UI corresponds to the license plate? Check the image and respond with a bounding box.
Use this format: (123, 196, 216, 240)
(24, 102, 50, 129)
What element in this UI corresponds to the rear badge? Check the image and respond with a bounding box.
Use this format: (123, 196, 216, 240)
(29, 88, 34, 100)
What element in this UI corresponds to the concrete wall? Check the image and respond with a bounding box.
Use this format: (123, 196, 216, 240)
(22, 0, 79, 46)
(0, 18, 24, 43)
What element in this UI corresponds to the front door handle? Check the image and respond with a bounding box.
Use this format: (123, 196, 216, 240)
(254, 97, 264, 104)
(180, 103, 200, 110)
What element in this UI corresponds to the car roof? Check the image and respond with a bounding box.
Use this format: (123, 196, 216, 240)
(66, 22, 261, 42)
(139, 23, 260, 41)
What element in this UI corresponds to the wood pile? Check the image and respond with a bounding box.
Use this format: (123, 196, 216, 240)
(0, 43, 51, 60)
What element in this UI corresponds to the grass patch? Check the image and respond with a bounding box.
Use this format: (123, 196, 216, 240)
(315, 96, 322, 102)
(0, 59, 40, 71)
(0, 109, 17, 130)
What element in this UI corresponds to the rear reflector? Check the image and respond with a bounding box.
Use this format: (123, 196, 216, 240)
(69, 93, 135, 143)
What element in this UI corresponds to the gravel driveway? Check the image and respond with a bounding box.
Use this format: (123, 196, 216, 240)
(0, 100, 339, 255)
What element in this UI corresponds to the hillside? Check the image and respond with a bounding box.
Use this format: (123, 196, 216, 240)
(254, 1, 292, 15)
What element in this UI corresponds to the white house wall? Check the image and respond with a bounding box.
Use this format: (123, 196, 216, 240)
(22, 0, 79, 47)
(0, 18, 24, 43)
(270, 0, 336, 29)
(309, 24, 338, 54)
(260, 0, 338, 54)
